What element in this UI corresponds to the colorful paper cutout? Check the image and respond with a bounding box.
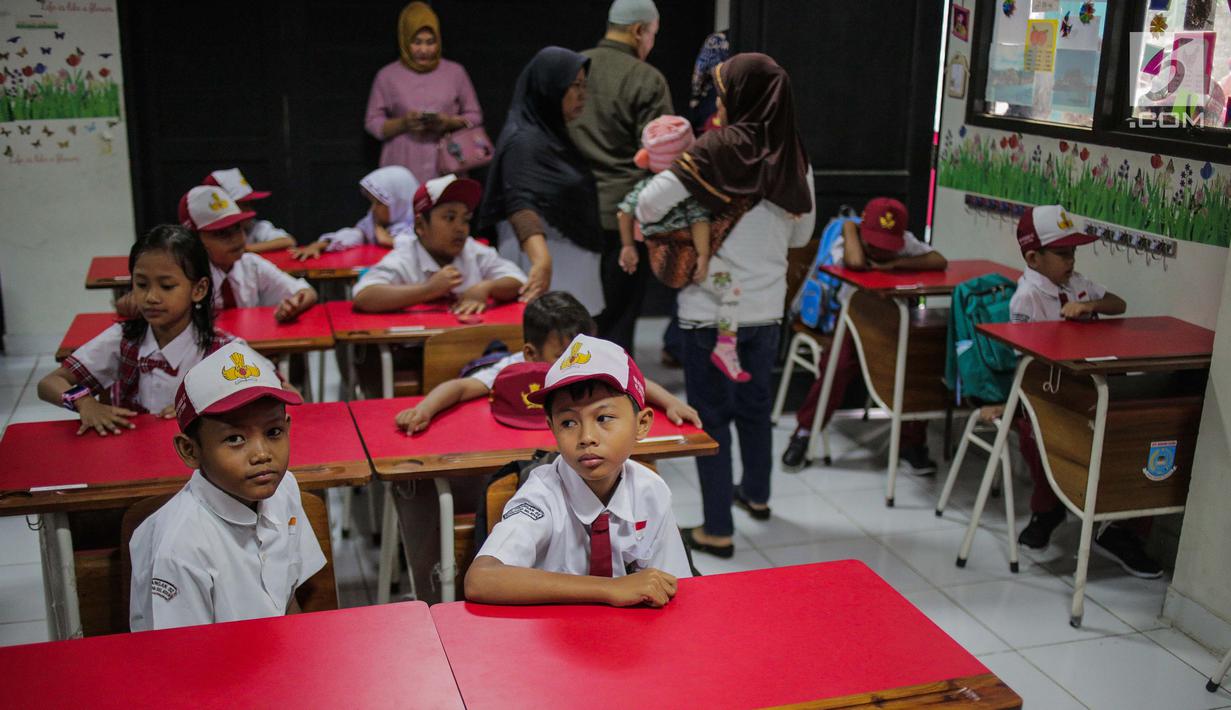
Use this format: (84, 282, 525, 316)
(1025, 19, 1059, 72)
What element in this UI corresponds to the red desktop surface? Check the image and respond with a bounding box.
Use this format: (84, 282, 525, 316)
(0, 602, 463, 710)
(56, 312, 123, 358)
(0, 402, 365, 492)
(85, 255, 131, 287)
(978, 316, 1214, 364)
(822, 259, 1021, 293)
(262, 244, 390, 277)
(432, 561, 993, 710)
(325, 299, 527, 338)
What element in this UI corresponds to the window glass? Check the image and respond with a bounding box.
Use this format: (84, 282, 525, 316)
(1128, 0, 1231, 130)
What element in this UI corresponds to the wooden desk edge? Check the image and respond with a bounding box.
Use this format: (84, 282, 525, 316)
(371, 434, 719, 480)
(0, 460, 370, 516)
(767, 673, 1021, 710)
(84, 277, 130, 290)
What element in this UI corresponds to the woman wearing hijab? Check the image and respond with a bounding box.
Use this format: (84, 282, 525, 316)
(636, 53, 816, 558)
(478, 46, 603, 310)
(364, 1, 483, 183)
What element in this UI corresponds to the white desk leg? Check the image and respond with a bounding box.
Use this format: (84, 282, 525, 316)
(885, 300, 910, 507)
(376, 482, 400, 604)
(1001, 442, 1019, 573)
(317, 350, 326, 402)
(1070, 375, 1110, 628)
(379, 344, 394, 400)
(806, 298, 850, 465)
(344, 343, 358, 402)
(958, 356, 1031, 567)
(278, 354, 291, 388)
(39, 512, 81, 640)
(1208, 647, 1231, 692)
(434, 478, 456, 603)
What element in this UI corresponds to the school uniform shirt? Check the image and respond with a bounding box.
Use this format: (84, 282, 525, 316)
(128, 470, 325, 632)
(351, 234, 527, 297)
(246, 219, 290, 246)
(318, 217, 414, 252)
(210, 253, 311, 310)
(828, 226, 935, 301)
(1009, 267, 1107, 323)
(469, 351, 525, 390)
(477, 457, 693, 579)
(62, 323, 234, 414)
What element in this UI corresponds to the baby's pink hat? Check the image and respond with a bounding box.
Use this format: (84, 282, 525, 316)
(634, 115, 694, 173)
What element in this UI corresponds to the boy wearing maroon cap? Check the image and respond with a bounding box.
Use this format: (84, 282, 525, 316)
(352, 174, 526, 315)
(780, 197, 948, 474)
(202, 168, 295, 254)
(466, 334, 691, 607)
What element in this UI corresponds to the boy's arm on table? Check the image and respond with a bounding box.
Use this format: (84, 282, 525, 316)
(465, 555, 678, 607)
(645, 379, 701, 427)
(395, 377, 489, 433)
(886, 250, 948, 271)
(247, 236, 295, 253)
(352, 272, 456, 313)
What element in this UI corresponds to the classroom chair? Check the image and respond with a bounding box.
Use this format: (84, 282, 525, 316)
(771, 321, 833, 464)
(1208, 647, 1231, 693)
(120, 490, 338, 630)
(936, 408, 1019, 572)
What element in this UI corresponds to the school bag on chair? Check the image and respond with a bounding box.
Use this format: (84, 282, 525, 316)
(791, 207, 857, 333)
(944, 273, 1019, 404)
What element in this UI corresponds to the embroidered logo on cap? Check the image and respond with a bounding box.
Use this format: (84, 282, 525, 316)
(559, 341, 592, 370)
(1057, 210, 1074, 230)
(208, 191, 229, 211)
(151, 577, 179, 601)
(221, 352, 261, 381)
(880, 211, 896, 230)
(521, 384, 543, 410)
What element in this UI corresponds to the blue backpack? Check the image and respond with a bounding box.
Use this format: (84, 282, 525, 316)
(795, 210, 856, 333)
(944, 274, 1019, 404)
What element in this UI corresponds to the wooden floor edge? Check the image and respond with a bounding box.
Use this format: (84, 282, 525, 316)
(763, 673, 1022, 710)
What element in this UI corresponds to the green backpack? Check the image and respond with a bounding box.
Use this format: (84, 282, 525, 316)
(944, 274, 1019, 404)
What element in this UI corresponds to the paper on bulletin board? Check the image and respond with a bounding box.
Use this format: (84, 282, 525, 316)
(1033, 0, 1060, 11)
(993, 2, 1029, 45)
(1025, 19, 1060, 72)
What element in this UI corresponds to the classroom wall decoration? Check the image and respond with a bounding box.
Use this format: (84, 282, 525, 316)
(937, 125, 1230, 246)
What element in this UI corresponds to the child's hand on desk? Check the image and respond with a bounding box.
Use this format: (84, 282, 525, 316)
(427, 266, 465, 300)
(396, 405, 432, 434)
(868, 259, 897, 271)
(275, 289, 315, 322)
(454, 283, 491, 315)
(289, 241, 328, 261)
(607, 568, 678, 608)
(663, 399, 702, 428)
(76, 398, 137, 436)
(1061, 301, 1096, 320)
(156, 404, 176, 419)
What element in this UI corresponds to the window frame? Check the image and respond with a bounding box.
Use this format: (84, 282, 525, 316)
(965, 0, 1231, 165)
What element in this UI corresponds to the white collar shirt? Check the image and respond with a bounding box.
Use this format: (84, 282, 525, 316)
(128, 470, 326, 631)
(210, 254, 311, 310)
(352, 234, 527, 297)
(477, 457, 693, 579)
(1009, 267, 1106, 323)
(62, 322, 210, 413)
(245, 219, 290, 245)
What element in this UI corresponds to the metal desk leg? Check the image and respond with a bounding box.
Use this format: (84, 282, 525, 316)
(376, 482, 400, 604)
(1001, 441, 1019, 573)
(39, 512, 81, 640)
(958, 356, 1031, 568)
(806, 298, 850, 465)
(379, 344, 394, 399)
(278, 354, 291, 389)
(885, 300, 910, 507)
(1070, 375, 1110, 628)
(317, 350, 326, 402)
(434, 478, 456, 603)
(1207, 647, 1231, 692)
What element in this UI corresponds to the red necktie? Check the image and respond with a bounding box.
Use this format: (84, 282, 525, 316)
(138, 355, 178, 376)
(1059, 292, 1069, 307)
(220, 277, 238, 310)
(588, 512, 613, 577)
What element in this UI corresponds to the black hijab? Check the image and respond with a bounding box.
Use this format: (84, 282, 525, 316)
(478, 46, 603, 252)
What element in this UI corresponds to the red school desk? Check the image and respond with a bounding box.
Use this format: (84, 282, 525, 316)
(84, 256, 132, 290)
(431, 561, 1021, 710)
(958, 317, 1213, 627)
(0, 601, 463, 710)
(0, 402, 370, 641)
(261, 244, 391, 280)
(809, 259, 1022, 507)
(349, 396, 718, 605)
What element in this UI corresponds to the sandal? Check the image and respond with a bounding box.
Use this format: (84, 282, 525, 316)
(680, 527, 735, 559)
(734, 488, 771, 521)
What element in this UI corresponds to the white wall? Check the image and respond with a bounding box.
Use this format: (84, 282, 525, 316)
(0, 1, 134, 354)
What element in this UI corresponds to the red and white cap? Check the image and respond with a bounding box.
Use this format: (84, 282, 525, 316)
(202, 168, 271, 202)
(413, 174, 482, 216)
(174, 343, 301, 432)
(489, 361, 552, 429)
(526, 334, 646, 409)
(1016, 204, 1096, 253)
(179, 186, 256, 232)
(859, 197, 908, 252)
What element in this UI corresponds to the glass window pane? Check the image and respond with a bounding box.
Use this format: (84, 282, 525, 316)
(1128, 0, 1231, 130)
(980, 0, 1108, 127)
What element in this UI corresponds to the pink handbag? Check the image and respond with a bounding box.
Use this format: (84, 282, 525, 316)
(437, 125, 495, 174)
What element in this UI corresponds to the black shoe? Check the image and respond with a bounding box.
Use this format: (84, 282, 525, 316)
(1018, 506, 1066, 550)
(680, 527, 735, 559)
(734, 487, 771, 520)
(898, 445, 937, 476)
(781, 434, 809, 471)
(1095, 525, 1163, 579)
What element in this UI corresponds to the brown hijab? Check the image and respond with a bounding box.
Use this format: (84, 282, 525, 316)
(398, 2, 441, 73)
(671, 53, 812, 215)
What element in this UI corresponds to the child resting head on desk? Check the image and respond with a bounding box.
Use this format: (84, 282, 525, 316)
(351, 174, 527, 315)
(394, 290, 700, 433)
(128, 343, 325, 631)
(38, 225, 239, 435)
(290, 165, 419, 260)
(465, 334, 693, 607)
(202, 167, 296, 254)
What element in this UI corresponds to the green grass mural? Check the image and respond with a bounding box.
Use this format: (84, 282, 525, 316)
(938, 127, 1230, 247)
(0, 68, 121, 122)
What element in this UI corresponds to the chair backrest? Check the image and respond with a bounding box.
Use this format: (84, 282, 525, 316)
(119, 487, 338, 631)
(422, 323, 525, 393)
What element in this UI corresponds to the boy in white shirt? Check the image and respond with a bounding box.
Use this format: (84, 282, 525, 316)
(352, 174, 526, 315)
(203, 168, 295, 254)
(465, 334, 692, 607)
(129, 343, 325, 630)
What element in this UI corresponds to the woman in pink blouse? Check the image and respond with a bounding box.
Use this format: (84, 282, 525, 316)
(364, 2, 483, 183)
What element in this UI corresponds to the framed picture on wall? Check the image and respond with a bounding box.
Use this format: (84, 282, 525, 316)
(953, 4, 972, 41)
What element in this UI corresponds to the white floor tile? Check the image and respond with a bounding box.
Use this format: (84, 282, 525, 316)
(904, 589, 1009, 656)
(793, 464, 887, 494)
(976, 651, 1086, 710)
(732, 492, 864, 549)
(761, 537, 933, 594)
(6, 402, 77, 425)
(1145, 628, 1231, 686)
(1066, 567, 1169, 632)
(0, 355, 37, 386)
(689, 548, 774, 577)
(0, 517, 41, 567)
(669, 500, 753, 550)
(0, 619, 49, 647)
(822, 480, 967, 537)
(0, 563, 47, 623)
(943, 575, 1133, 649)
(0, 385, 23, 422)
(880, 526, 1042, 590)
(1022, 633, 1226, 710)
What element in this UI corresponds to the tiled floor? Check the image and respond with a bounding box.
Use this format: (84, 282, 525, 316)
(2, 321, 1229, 709)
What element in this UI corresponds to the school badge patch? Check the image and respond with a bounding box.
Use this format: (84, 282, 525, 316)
(151, 577, 179, 601)
(1142, 440, 1177, 481)
(504, 502, 545, 521)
